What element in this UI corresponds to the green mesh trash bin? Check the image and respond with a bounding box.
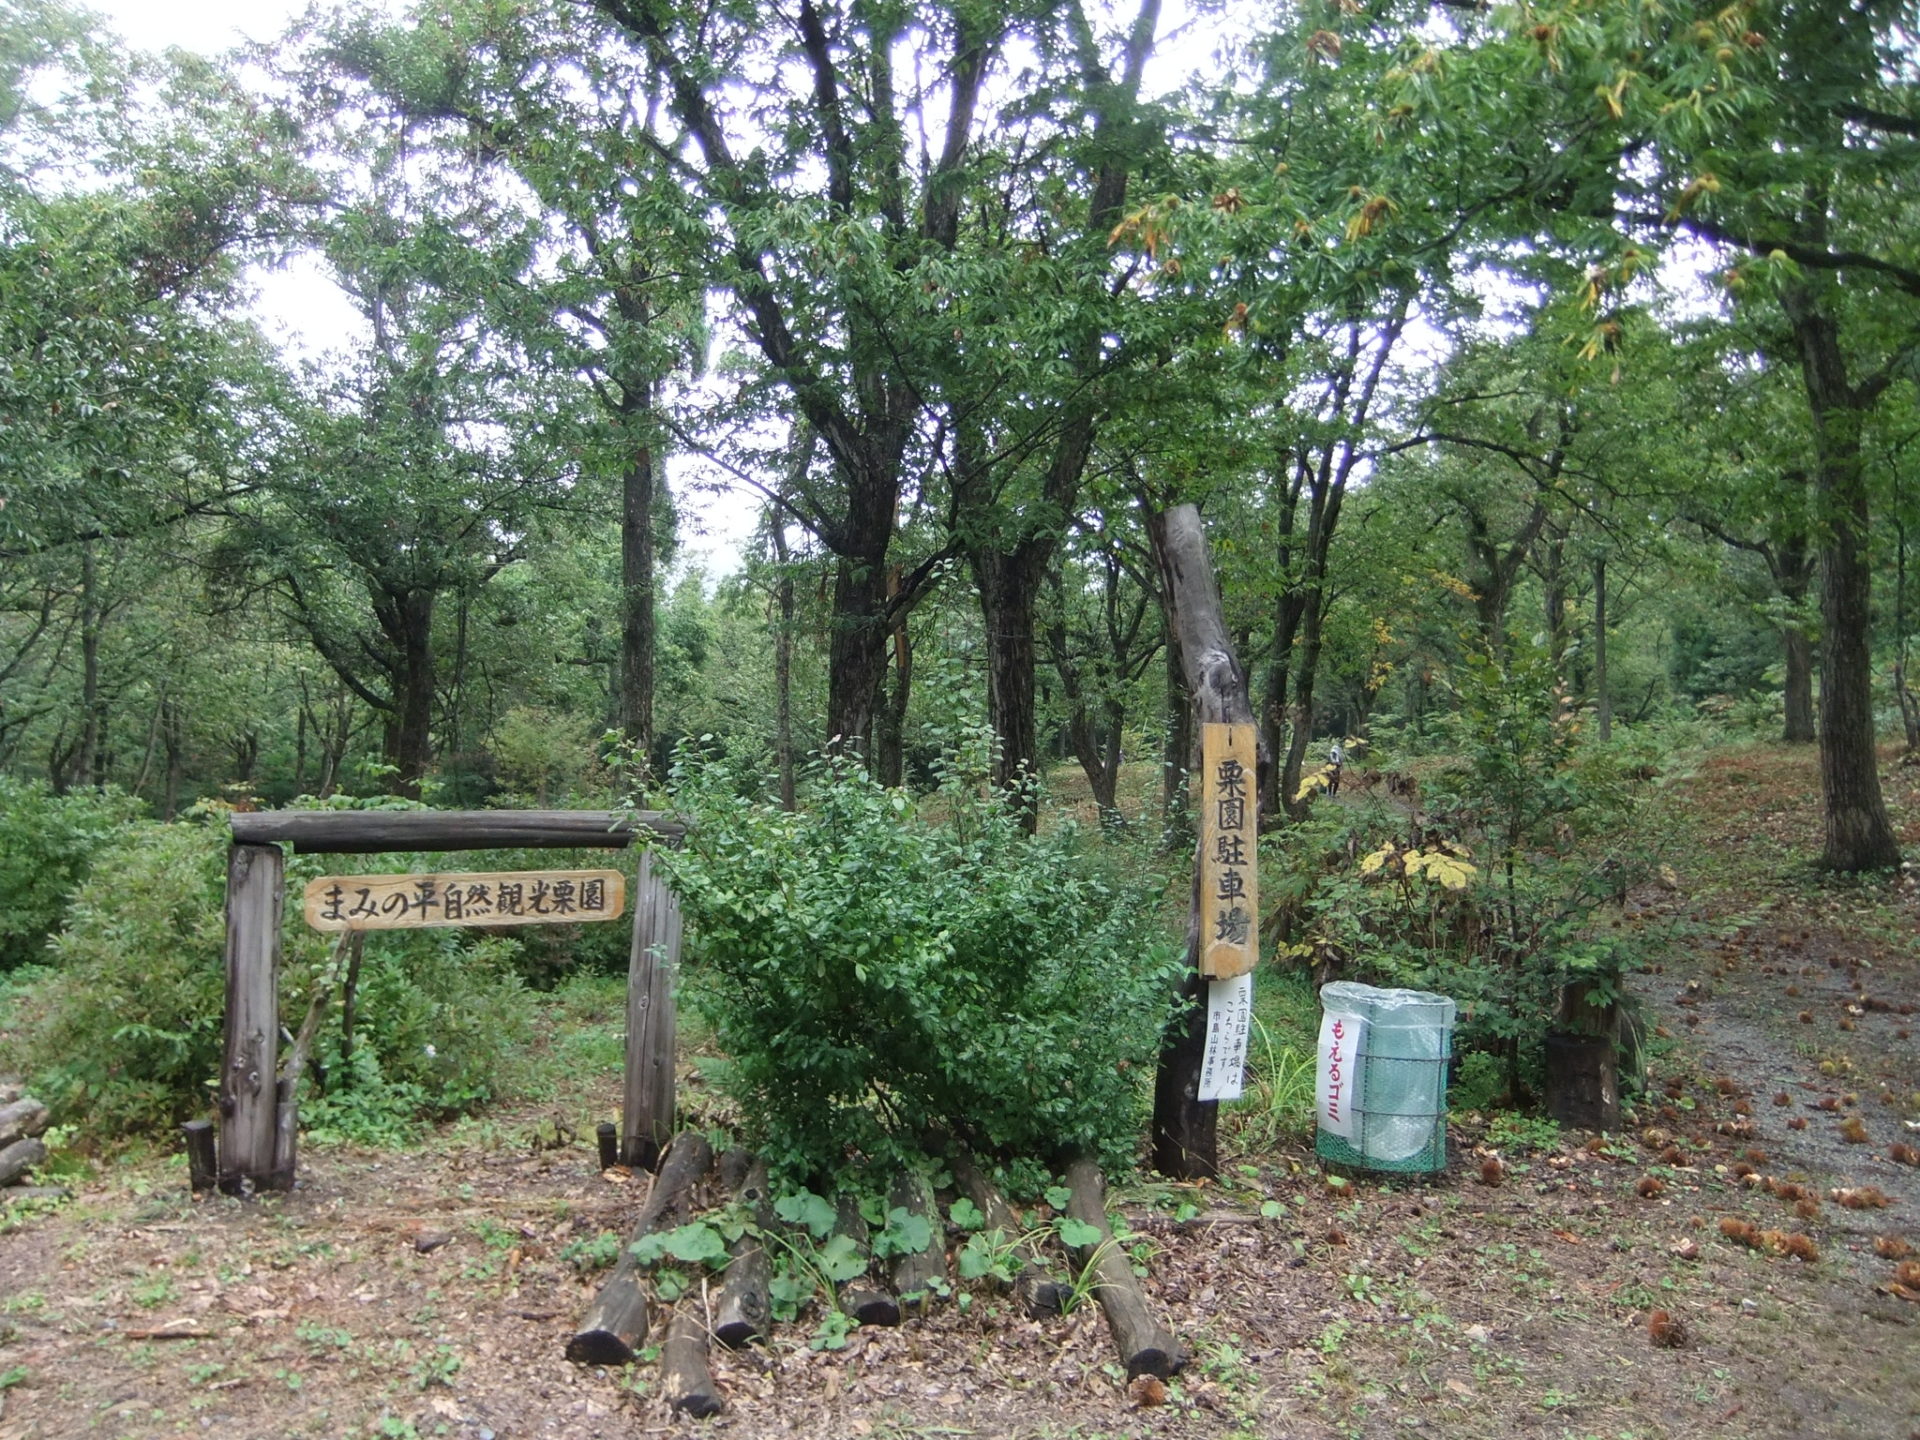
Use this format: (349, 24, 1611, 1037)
(1314, 981, 1455, 1174)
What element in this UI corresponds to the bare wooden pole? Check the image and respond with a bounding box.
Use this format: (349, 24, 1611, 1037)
(621, 849, 683, 1170)
(219, 842, 284, 1195)
(1146, 504, 1259, 1181)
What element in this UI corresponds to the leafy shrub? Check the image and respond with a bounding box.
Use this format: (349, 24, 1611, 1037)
(1272, 640, 1670, 1102)
(10, 817, 533, 1141)
(10, 820, 229, 1133)
(659, 749, 1185, 1182)
(0, 778, 144, 970)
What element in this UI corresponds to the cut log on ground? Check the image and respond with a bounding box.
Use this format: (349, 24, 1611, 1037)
(834, 1194, 901, 1327)
(888, 1170, 947, 1317)
(952, 1151, 1066, 1318)
(0, 1097, 49, 1146)
(713, 1150, 773, 1348)
(2, 1186, 70, 1202)
(0, 1138, 48, 1188)
(566, 1130, 713, 1366)
(662, 1308, 723, 1418)
(1063, 1157, 1184, 1380)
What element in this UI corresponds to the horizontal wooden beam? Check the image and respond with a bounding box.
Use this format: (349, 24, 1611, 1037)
(229, 809, 682, 855)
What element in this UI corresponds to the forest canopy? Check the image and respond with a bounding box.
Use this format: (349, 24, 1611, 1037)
(0, 0, 1915, 875)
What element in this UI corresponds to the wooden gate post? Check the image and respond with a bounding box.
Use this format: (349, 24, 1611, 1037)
(621, 849, 683, 1170)
(219, 841, 285, 1194)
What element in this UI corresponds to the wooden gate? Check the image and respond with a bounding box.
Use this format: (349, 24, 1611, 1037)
(208, 809, 683, 1196)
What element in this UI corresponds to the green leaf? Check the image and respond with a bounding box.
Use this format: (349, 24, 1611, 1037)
(816, 1234, 868, 1284)
(1056, 1217, 1103, 1249)
(873, 1206, 932, 1259)
(947, 1197, 986, 1231)
(659, 1222, 729, 1266)
(773, 1189, 837, 1240)
(1044, 1185, 1073, 1212)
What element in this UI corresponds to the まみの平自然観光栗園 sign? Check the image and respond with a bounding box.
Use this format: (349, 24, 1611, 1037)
(304, 870, 626, 931)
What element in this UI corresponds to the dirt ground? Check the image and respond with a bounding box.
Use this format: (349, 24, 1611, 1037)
(2, 743, 1917, 1440)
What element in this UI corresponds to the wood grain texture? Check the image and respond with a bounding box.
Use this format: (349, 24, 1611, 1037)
(230, 809, 681, 854)
(219, 843, 284, 1195)
(620, 850, 683, 1171)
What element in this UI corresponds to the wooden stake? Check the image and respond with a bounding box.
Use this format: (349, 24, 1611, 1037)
(182, 1120, 217, 1195)
(833, 1194, 901, 1327)
(952, 1151, 1066, 1318)
(888, 1170, 947, 1317)
(596, 1123, 620, 1172)
(1147, 504, 1261, 1180)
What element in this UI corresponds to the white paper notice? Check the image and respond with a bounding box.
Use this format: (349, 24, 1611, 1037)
(1315, 1009, 1367, 1140)
(1197, 973, 1255, 1101)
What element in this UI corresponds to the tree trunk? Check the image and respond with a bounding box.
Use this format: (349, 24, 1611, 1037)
(1784, 280, 1900, 870)
(75, 541, 102, 791)
(773, 551, 798, 812)
(1279, 581, 1329, 822)
(1592, 555, 1611, 744)
(825, 553, 890, 764)
(620, 382, 657, 761)
(874, 580, 912, 789)
(1777, 538, 1817, 744)
(161, 697, 185, 820)
(376, 588, 436, 799)
(1160, 628, 1192, 847)
(971, 543, 1044, 826)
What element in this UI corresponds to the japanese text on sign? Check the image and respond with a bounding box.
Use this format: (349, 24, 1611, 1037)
(1199, 723, 1259, 979)
(304, 870, 627, 932)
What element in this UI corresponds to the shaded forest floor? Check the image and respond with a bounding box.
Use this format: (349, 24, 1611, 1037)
(1, 744, 1917, 1440)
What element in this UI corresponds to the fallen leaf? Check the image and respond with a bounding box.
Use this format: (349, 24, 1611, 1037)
(1128, 1374, 1168, 1407)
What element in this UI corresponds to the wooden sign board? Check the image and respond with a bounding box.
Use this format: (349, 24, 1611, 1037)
(1199, 723, 1258, 979)
(304, 870, 626, 931)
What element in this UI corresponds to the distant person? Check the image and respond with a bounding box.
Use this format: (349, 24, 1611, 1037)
(1327, 740, 1344, 798)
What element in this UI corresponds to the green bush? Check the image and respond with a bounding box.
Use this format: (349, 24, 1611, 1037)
(1272, 641, 1670, 1102)
(659, 749, 1185, 1183)
(0, 778, 145, 970)
(9, 820, 229, 1133)
(8, 817, 534, 1141)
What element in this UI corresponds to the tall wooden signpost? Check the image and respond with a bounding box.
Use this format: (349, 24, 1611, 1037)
(1149, 505, 1262, 1180)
